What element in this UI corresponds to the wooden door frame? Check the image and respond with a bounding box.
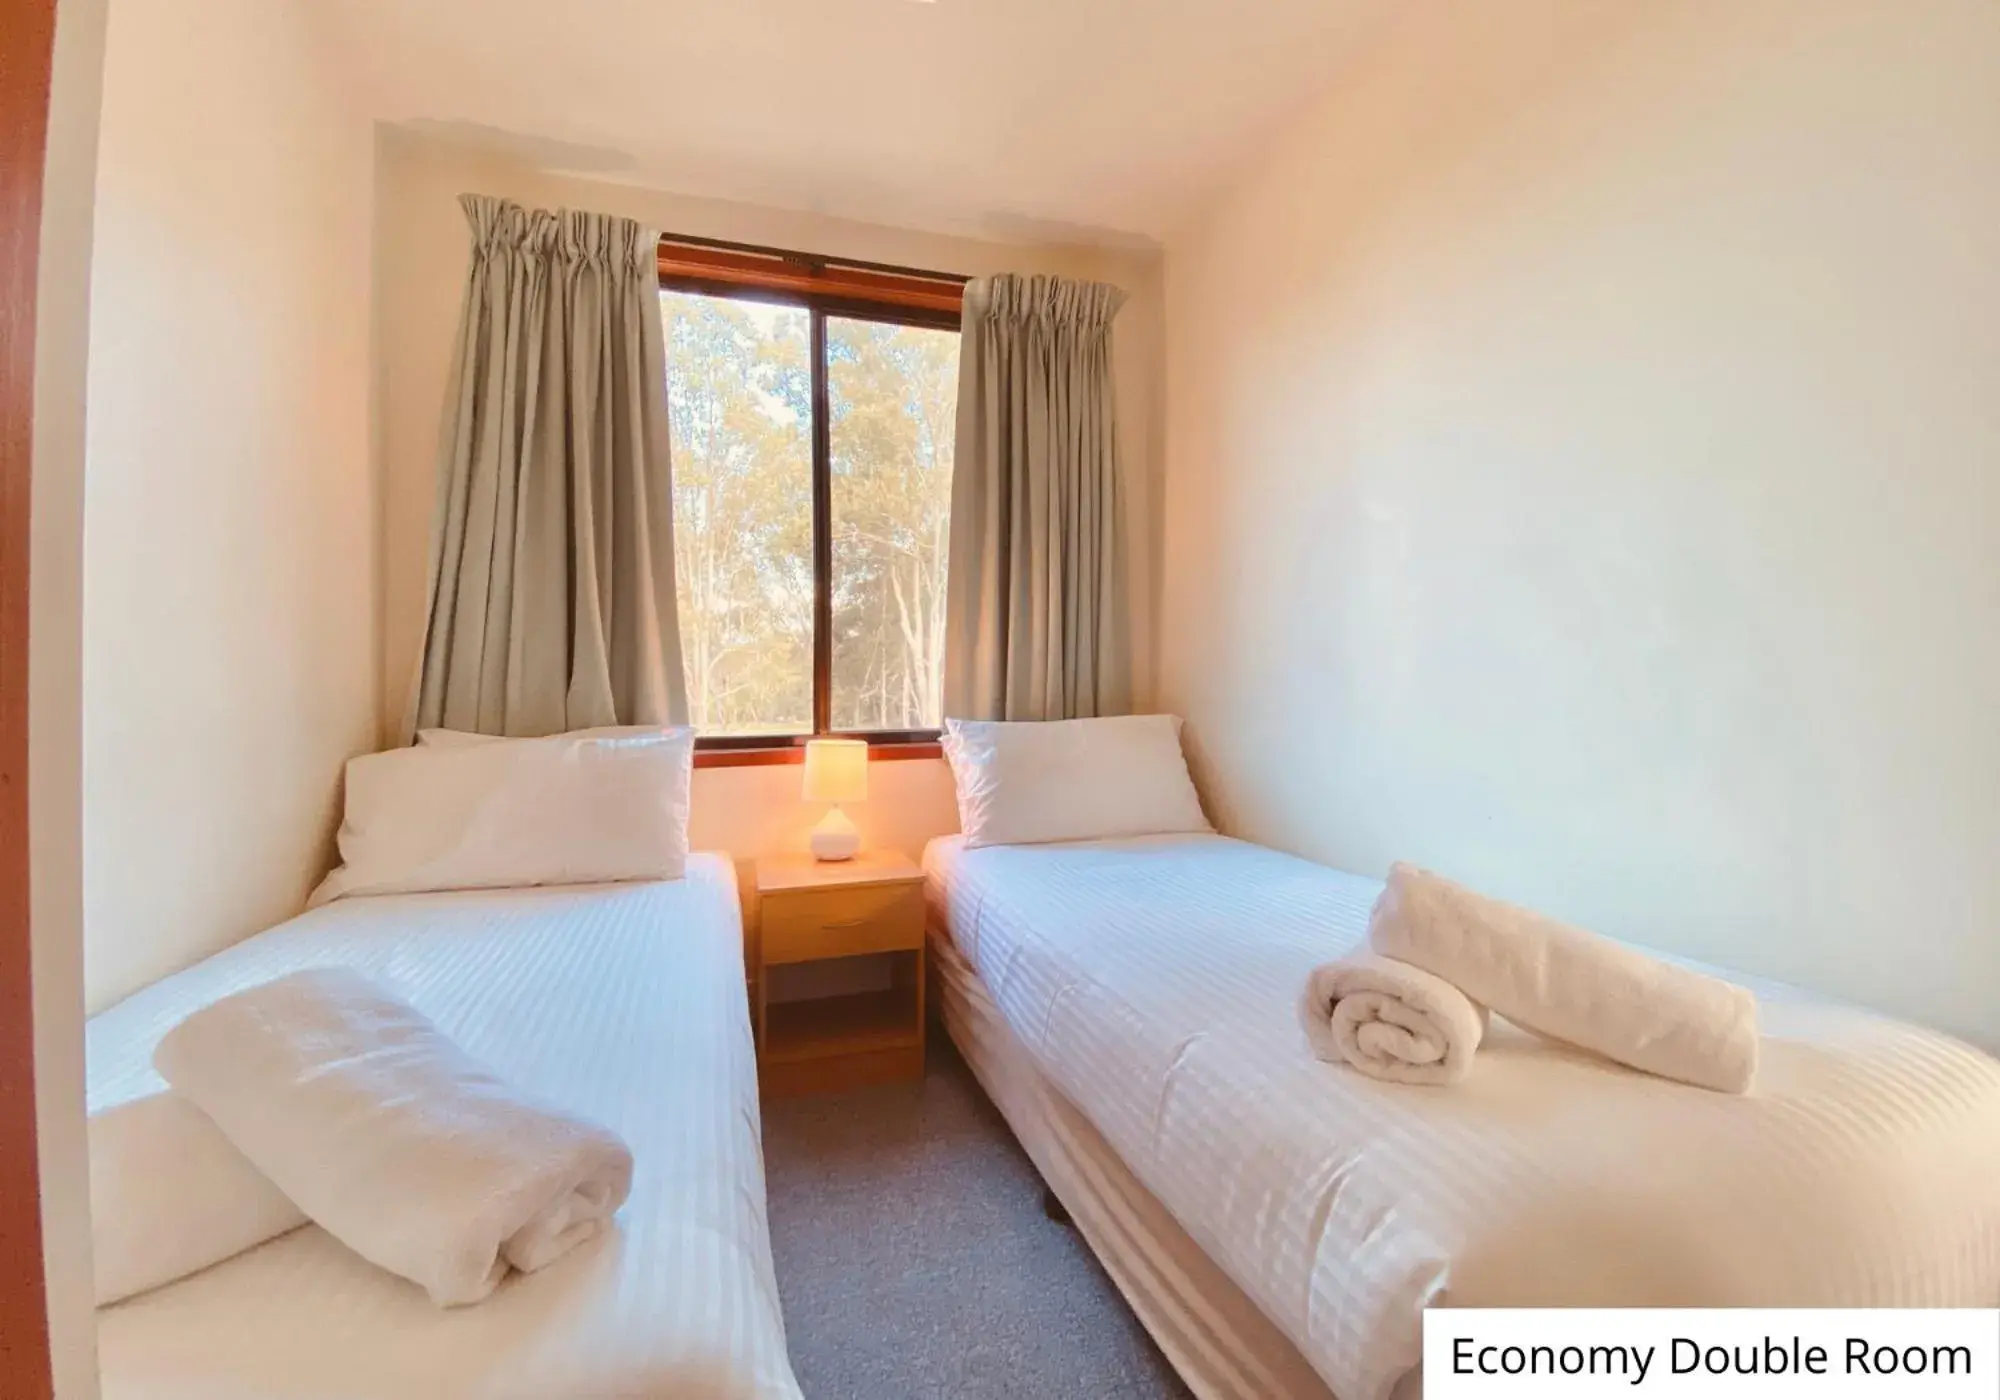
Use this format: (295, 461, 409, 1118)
(0, 0, 58, 1392)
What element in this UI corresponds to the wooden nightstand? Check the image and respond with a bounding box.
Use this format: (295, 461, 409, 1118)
(753, 851, 926, 1098)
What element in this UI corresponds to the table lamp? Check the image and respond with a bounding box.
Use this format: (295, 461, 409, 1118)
(802, 738, 867, 860)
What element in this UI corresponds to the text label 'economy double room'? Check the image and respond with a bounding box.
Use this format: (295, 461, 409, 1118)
(1424, 1309, 2000, 1398)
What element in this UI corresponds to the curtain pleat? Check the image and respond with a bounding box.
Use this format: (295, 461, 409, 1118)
(404, 195, 688, 740)
(943, 273, 1131, 721)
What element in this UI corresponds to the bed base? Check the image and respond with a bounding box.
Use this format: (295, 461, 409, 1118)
(927, 925, 1358, 1400)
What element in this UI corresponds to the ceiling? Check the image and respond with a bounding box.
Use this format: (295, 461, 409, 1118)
(310, 0, 1398, 246)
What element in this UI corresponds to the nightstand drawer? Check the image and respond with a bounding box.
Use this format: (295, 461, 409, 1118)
(761, 882, 924, 964)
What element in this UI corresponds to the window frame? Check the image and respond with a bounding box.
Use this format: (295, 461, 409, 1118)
(657, 235, 966, 760)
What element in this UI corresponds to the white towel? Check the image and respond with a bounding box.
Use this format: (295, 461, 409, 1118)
(153, 968, 635, 1306)
(1299, 953, 1489, 1086)
(90, 1090, 306, 1305)
(1370, 863, 1759, 1093)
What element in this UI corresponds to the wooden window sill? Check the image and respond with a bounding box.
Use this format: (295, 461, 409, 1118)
(694, 741, 942, 770)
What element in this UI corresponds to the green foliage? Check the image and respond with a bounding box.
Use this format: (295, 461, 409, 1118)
(662, 292, 959, 736)
(828, 316, 959, 731)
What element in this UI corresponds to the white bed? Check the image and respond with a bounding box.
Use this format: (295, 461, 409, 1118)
(925, 833, 2000, 1400)
(91, 854, 803, 1400)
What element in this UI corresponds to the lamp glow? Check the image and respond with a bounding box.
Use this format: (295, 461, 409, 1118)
(802, 739, 868, 860)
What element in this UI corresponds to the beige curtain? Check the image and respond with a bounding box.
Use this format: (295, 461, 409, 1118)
(405, 195, 688, 739)
(943, 274, 1131, 721)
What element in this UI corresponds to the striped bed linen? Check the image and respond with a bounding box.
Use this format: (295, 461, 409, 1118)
(925, 833, 2000, 1400)
(92, 855, 802, 1400)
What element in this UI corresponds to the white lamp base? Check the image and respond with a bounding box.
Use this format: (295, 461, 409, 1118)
(810, 804, 861, 861)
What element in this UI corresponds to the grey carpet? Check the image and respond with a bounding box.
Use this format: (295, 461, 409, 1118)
(761, 1037, 1194, 1400)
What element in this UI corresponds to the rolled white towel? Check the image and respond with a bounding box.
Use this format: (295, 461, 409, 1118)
(154, 968, 634, 1306)
(90, 1090, 306, 1305)
(1370, 863, 1759, 1094)
(1300, 953, 1489, 1086)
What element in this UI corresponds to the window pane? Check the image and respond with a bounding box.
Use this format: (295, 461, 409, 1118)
(662, 290, 814, 736)
(827, 316, 960, 732)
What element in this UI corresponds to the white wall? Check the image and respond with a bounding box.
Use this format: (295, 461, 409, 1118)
(373, 131, 1165, 860)
(35, 0, 109, 1386)
(82, 0, 380, 1012)
(685, 756, 958, 866)
(1161, 0, 2000, 1046)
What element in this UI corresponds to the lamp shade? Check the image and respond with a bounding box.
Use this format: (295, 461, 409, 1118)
(801, 738, 868, 804)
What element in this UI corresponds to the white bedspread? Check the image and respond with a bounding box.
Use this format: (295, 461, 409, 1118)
(92, 855, 801, 1400)
(926, 834, 2000, 1400)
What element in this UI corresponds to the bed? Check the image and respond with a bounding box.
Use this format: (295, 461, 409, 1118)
(925, 832, 2000, 1400)
(91, 853, 803, 1400)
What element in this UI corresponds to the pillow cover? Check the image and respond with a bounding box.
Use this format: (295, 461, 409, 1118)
(940, 715, 1211, 849)
(415, 725, 668, 747)
(91, 1091, 305, 1305)
(310, 727, 694, 905)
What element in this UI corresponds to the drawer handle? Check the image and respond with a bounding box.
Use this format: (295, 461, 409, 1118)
(820, 917, 868, 930)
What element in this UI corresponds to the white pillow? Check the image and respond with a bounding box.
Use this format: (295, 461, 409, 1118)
(415, 725, 668, 747)
(310, 727, 694, 905)
(91, 1091, 305, 1305)
(941, 715, 1211, 849)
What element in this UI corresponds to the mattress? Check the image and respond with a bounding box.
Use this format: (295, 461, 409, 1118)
(925, 833, 2000, 1400)
(932, 928, 1351, 1400)
(92, 855, 803, 1400)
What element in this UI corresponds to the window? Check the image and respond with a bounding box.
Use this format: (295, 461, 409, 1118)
(662, 292, 814, 736)
(826, 315, 959, 732)
(659, 238, 962, 752)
